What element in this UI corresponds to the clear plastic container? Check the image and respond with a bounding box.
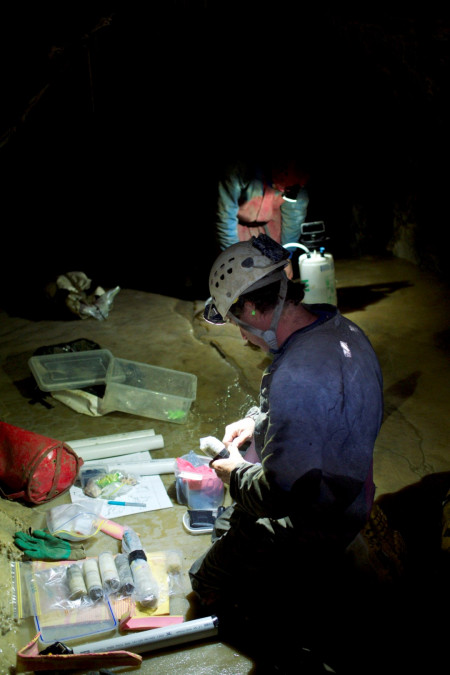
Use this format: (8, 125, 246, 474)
(34, 594, 117, 643)
(101, 357, 197, 424)
(28, 350, 113, 391)
(29, 562, 117, 643)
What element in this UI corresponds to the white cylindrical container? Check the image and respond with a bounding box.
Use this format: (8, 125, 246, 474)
(122, 528, 159, 608)
(299, 250, 337, 306)
(113, 458, 175, 476)
(122, 528, 142, 554)
(66, 564, 87, 600)
(98, 552, 121, 594)
(83, 558, 103, 601)
(129, 554, 159, 608)
(66, 429, 156, 448)
(72, 615, 219, 655)
(115, 553, 135, 595)
(68, 434, 164, 461)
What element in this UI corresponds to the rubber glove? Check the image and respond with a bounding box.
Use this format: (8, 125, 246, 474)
(14, 529, 86, 561)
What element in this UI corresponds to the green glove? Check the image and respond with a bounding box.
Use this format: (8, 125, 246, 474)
(14, 529, 86, 561)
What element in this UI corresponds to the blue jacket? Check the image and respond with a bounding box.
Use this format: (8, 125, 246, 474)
(230, 305, 383, 549)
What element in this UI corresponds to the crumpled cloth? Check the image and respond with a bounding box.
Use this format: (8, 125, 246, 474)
(51, 388, 105, 416)
(52, 271, 120, 320)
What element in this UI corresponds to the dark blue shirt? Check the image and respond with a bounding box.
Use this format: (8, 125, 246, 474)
(230, 305, 383, 548)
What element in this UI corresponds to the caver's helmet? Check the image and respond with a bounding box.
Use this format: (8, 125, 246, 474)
(204, 235, 290, 351)
(204, 235, 290, 325)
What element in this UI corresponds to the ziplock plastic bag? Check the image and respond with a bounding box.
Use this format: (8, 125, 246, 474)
(80, 467, 140, 499)
(175, 451, 224, 509)
(46, 503, 105, 541)
(11, 560, 34, 619)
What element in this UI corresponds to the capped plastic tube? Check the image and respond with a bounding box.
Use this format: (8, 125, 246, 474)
(122, 528, 159, 607)
(66, 564, 87, 600)
(67, 433, 164, 460)
(114, 553, 135, 595)
(98, 552, 120, 594)
(83, 559, 103, 601)
(72, 615, 219, 654)
(110, 458, 175, 476)
(67, 429, 156, 447)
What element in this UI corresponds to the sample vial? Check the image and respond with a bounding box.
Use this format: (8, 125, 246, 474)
(66, 564, 87, 600)
(122, 528, 142, 554)
(83, 558, 103, 601)
(115, 553, 135, 595)
(99, 552, 120, 594)
(129, 551, 159, 608)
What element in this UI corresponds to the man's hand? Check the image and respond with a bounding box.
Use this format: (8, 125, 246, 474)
(222, 417, 255, 449)
(210, 444, 245, 485)
(284, 260, 294, 280)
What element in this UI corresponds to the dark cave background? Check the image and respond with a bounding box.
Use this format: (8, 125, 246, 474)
(1, 4, 449, 312)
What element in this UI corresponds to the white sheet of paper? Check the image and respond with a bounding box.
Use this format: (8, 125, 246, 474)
(70, 452, 173, 518)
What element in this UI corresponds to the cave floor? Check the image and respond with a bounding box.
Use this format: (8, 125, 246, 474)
(0, 255, 449, 674)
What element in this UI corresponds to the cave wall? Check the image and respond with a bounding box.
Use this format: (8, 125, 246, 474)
(1, 4, 448, 307)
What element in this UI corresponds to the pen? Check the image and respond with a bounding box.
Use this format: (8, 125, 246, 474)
(107, 501, 147, 507)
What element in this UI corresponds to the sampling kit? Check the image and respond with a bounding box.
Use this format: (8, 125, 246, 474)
(0, 338, 233, 667)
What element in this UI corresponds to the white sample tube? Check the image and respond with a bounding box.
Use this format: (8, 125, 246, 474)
(199, 436, 226, 456)
(66, 564, 87, 600)
(129, 553, 159, 608)
(112, 458, 175, 475)
(72, 616, 219, 654)
(114, 553, 135, 595)
(68, 435, 164, 460)
(98, 552, 120, 594)
(83, 558, 103, 601)
(67, 429, 156, 448)
(121, 528, 159, 608)
(122, 528, 143, 554)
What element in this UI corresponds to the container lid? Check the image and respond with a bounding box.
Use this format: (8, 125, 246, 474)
(28, 349, 113, 391)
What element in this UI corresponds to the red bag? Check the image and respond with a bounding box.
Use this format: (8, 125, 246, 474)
(0, 421, 83, 504)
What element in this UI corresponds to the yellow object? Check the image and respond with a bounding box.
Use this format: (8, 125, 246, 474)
(111, 551, 170, 619)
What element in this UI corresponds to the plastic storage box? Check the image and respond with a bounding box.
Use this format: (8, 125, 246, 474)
(101, 358, 197, 424)
(29, 561, 117, 643)
(34, 595, 117, 644)
(28, 350, 113, 391)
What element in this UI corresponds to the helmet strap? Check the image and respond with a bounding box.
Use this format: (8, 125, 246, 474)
(229, 275, 288, 351)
